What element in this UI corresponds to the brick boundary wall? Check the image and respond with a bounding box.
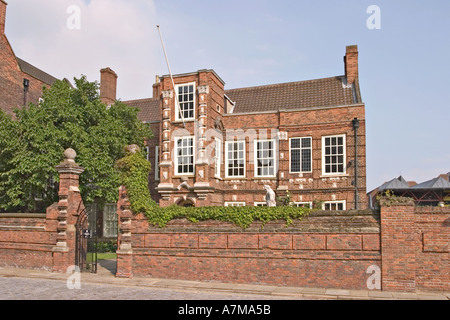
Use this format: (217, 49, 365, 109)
(380, 200, 449, 292)
(117, 187, 449, 292)
(0, 149, 85, 273)
(0, 211, 56, 270)
(116, 186, 382, 290)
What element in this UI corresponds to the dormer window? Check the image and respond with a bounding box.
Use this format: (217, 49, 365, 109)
(175, 83, 195, 121)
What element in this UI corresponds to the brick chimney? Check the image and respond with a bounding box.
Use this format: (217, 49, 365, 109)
(100, 67, 118, 105)
(344, 45, 359, 85)
(0, 0, 7, 35)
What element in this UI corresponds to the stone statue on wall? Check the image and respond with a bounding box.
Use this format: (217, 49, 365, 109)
(264, 185, 276, 207)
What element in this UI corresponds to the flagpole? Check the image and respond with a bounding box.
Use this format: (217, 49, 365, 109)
(156, 25, 185, 127)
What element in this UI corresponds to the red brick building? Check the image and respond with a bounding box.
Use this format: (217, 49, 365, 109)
(0, 0, 58, 115)
(116, 45, 367, 209)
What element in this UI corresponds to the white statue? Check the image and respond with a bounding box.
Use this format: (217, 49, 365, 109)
(264, 185, 276, 207)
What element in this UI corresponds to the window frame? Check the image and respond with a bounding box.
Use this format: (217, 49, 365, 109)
(174, 136, 195, 176)
(224, 202, 246, 207)
(225, 140, 246, 178)
(254, 139, 277, 178)
(289, 137, 312, 174)
(321, 134, 346, 176)
(322, 200, 346, 211)
(155, 146, 160, 181)
(293, 202, 313, 208)
(214, 138, 222, 178)
(175, 82, 196, 121)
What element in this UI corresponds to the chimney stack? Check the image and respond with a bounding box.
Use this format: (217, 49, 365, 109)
(0, 0, 7, 35)
(344, 45, 359, 85)
(100, 67, 118, 105)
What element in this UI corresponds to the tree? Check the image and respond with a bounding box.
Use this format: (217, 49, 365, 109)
(0, 76, 152, 213)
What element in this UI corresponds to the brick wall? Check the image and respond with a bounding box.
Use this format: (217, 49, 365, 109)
(117, 186, 381, 290)
(381, 200, 450, 292)
(0, 149, 86, 273)
(0, 208, 57, 270)
(118, 186, 449, 292)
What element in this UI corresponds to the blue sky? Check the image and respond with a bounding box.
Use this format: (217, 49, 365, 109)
(5, 0, 450, 191)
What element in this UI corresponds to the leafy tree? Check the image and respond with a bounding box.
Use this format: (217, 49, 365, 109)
(0, 76, 152, 213)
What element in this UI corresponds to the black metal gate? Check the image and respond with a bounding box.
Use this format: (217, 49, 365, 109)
(75, 202, 98, 273)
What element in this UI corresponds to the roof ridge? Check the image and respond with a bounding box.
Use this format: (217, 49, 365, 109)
(123, 97, 158, 103)
(225, 75, 345, 92)
(16, 57, 58, 85)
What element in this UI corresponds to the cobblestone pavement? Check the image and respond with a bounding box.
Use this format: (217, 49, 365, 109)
(0, 261, 448, 301)
(0, 276, 304, 300)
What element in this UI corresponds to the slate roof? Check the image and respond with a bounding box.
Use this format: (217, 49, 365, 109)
(378, 176, 410, 191)
(410, 176, 450, 189)
(16, 57, 58, 86)
(123, 98, 160, 122)
(126, 74, 361, 122)
(225, 76, 359, 114)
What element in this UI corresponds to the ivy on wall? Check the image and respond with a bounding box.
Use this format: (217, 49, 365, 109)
(116, 149, 311, 229)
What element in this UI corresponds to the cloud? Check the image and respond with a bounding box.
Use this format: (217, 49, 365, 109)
(7, 0, 161, 100)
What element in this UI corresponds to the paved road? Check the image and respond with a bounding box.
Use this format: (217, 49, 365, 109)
(0, 275, 304, 300)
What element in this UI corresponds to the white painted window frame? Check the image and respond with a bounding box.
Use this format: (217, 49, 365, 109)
(155, 146, 160, 181)
(225, 140, 246, 178)
(322, 200, 346, 211)
(174, 136, 195, 176)
(254, 139, 277, 178)
(293, 202, 313, 208)
(321, 134, 346, 176)
(214, 138, 222, 178)
(175, 82, 196, 121)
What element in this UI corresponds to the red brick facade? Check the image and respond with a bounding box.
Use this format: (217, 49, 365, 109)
(0, 156, 448, 293)
(121, 46, 367, 210)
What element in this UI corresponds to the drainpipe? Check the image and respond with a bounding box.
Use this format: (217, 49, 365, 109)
(352, 118, 360, 210)
(23, 78, 29, 107)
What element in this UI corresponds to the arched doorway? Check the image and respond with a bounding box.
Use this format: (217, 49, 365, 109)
(177, 199, 195, 207)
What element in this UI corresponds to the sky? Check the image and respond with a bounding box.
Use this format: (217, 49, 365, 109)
(4, 0, 450, 191)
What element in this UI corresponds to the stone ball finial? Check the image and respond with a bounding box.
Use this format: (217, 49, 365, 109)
(125, 144, 140, 154)
(64, 148, 77, 162)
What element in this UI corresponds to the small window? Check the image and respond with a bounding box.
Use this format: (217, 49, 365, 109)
(255, 139, 276, 177)
(225, 141, 245, 178)
(323, 201, 346, 211)
(290, 137, 312, 173)
(214, 138, 221, 178)
(322, 134, 346, 175)
(293, 202, 312, 208)
(175, 136, 195, 175)
(224, 202, 246, 207)
(155, 146, 160, 181)
(254, 202, 267, 207)
(175, 83, 195, 121)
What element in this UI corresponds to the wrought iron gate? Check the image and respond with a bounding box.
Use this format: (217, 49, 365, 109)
(75, 202, 98, 273)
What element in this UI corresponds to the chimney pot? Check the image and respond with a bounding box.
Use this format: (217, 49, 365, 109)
(344, 45, 359, 85)
(0, 0, 7, 35)
(100, 67, 118, 105)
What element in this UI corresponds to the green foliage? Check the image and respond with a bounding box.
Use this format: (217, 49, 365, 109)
(0, 76, 152, 213)
(95, 240, 118, 253)
(115, 148, 157, 214)
(376, 189, 413, 207)
(116, 152, 311, 229)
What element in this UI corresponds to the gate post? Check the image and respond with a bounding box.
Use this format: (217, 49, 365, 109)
(116, 186, 133, 278)
(52, 148, 84, 273)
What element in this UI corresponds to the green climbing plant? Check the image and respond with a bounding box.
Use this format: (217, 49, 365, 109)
(116, 150, 311, 229)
